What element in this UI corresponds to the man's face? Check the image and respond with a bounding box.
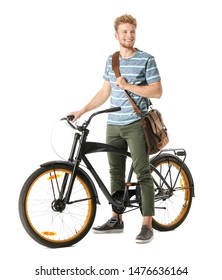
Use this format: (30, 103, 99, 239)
(115, 23, 136, 49)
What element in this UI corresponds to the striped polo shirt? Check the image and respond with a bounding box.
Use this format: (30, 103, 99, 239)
(103, 49, 161, 125)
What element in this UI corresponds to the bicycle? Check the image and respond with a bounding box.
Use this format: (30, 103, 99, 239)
(18, 107, 195, 248)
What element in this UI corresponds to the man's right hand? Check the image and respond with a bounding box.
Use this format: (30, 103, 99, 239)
(69, 110, 82, 122)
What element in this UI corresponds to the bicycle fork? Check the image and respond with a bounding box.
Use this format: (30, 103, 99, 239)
(60, 132, 85, 205)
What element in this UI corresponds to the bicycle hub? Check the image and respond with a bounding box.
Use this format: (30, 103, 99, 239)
(51, 199, 66, 212)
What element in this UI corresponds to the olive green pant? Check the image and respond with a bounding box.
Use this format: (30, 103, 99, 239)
(106, 121, 154, 216)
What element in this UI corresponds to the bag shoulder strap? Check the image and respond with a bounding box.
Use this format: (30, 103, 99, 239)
(112, 51, 121, 78)
(112, 51, 141, 116)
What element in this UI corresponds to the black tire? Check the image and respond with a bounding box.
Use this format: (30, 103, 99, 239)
(19, 163, 97, 248)
(150, 154, 193, 231)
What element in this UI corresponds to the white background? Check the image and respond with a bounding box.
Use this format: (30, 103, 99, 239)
(1, 0, 221, 279)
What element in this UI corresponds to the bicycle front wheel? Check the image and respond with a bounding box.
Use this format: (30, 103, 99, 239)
(150, 154, 194, 231)
(19, 163, 97, 248)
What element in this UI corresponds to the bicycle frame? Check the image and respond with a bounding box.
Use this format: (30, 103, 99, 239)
(43, 121, 189, 210)
(42, 107, 193, 212)
(62, 127, 133, 208)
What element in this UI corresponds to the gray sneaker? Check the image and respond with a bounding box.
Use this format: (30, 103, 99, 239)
(136, 225, 154, 243)
(92, 217, 124, 233)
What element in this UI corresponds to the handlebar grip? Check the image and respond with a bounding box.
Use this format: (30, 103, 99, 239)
(66, 115, 75, 121)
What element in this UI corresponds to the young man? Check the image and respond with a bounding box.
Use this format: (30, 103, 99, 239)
(70, 14, 162, 243)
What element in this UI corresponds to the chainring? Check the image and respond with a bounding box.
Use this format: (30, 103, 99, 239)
(112, 190, 126, 214)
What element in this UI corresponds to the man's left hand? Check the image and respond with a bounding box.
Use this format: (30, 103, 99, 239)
(115, 76, 129, 90)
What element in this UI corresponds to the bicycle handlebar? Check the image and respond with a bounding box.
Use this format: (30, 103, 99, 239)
(62, 107, 121, 131)
(87, 106, 121, 122)
(100, 107, 122, 113)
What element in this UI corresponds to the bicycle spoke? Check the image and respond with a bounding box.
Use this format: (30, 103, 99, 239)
(151, 154, 192, 231)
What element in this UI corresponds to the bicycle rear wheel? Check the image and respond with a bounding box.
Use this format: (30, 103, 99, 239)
(150, 154, 194, 231)
(19, 163, 96, 248)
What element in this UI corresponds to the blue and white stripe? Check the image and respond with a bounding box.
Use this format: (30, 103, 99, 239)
(103, 49, 161, 125)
